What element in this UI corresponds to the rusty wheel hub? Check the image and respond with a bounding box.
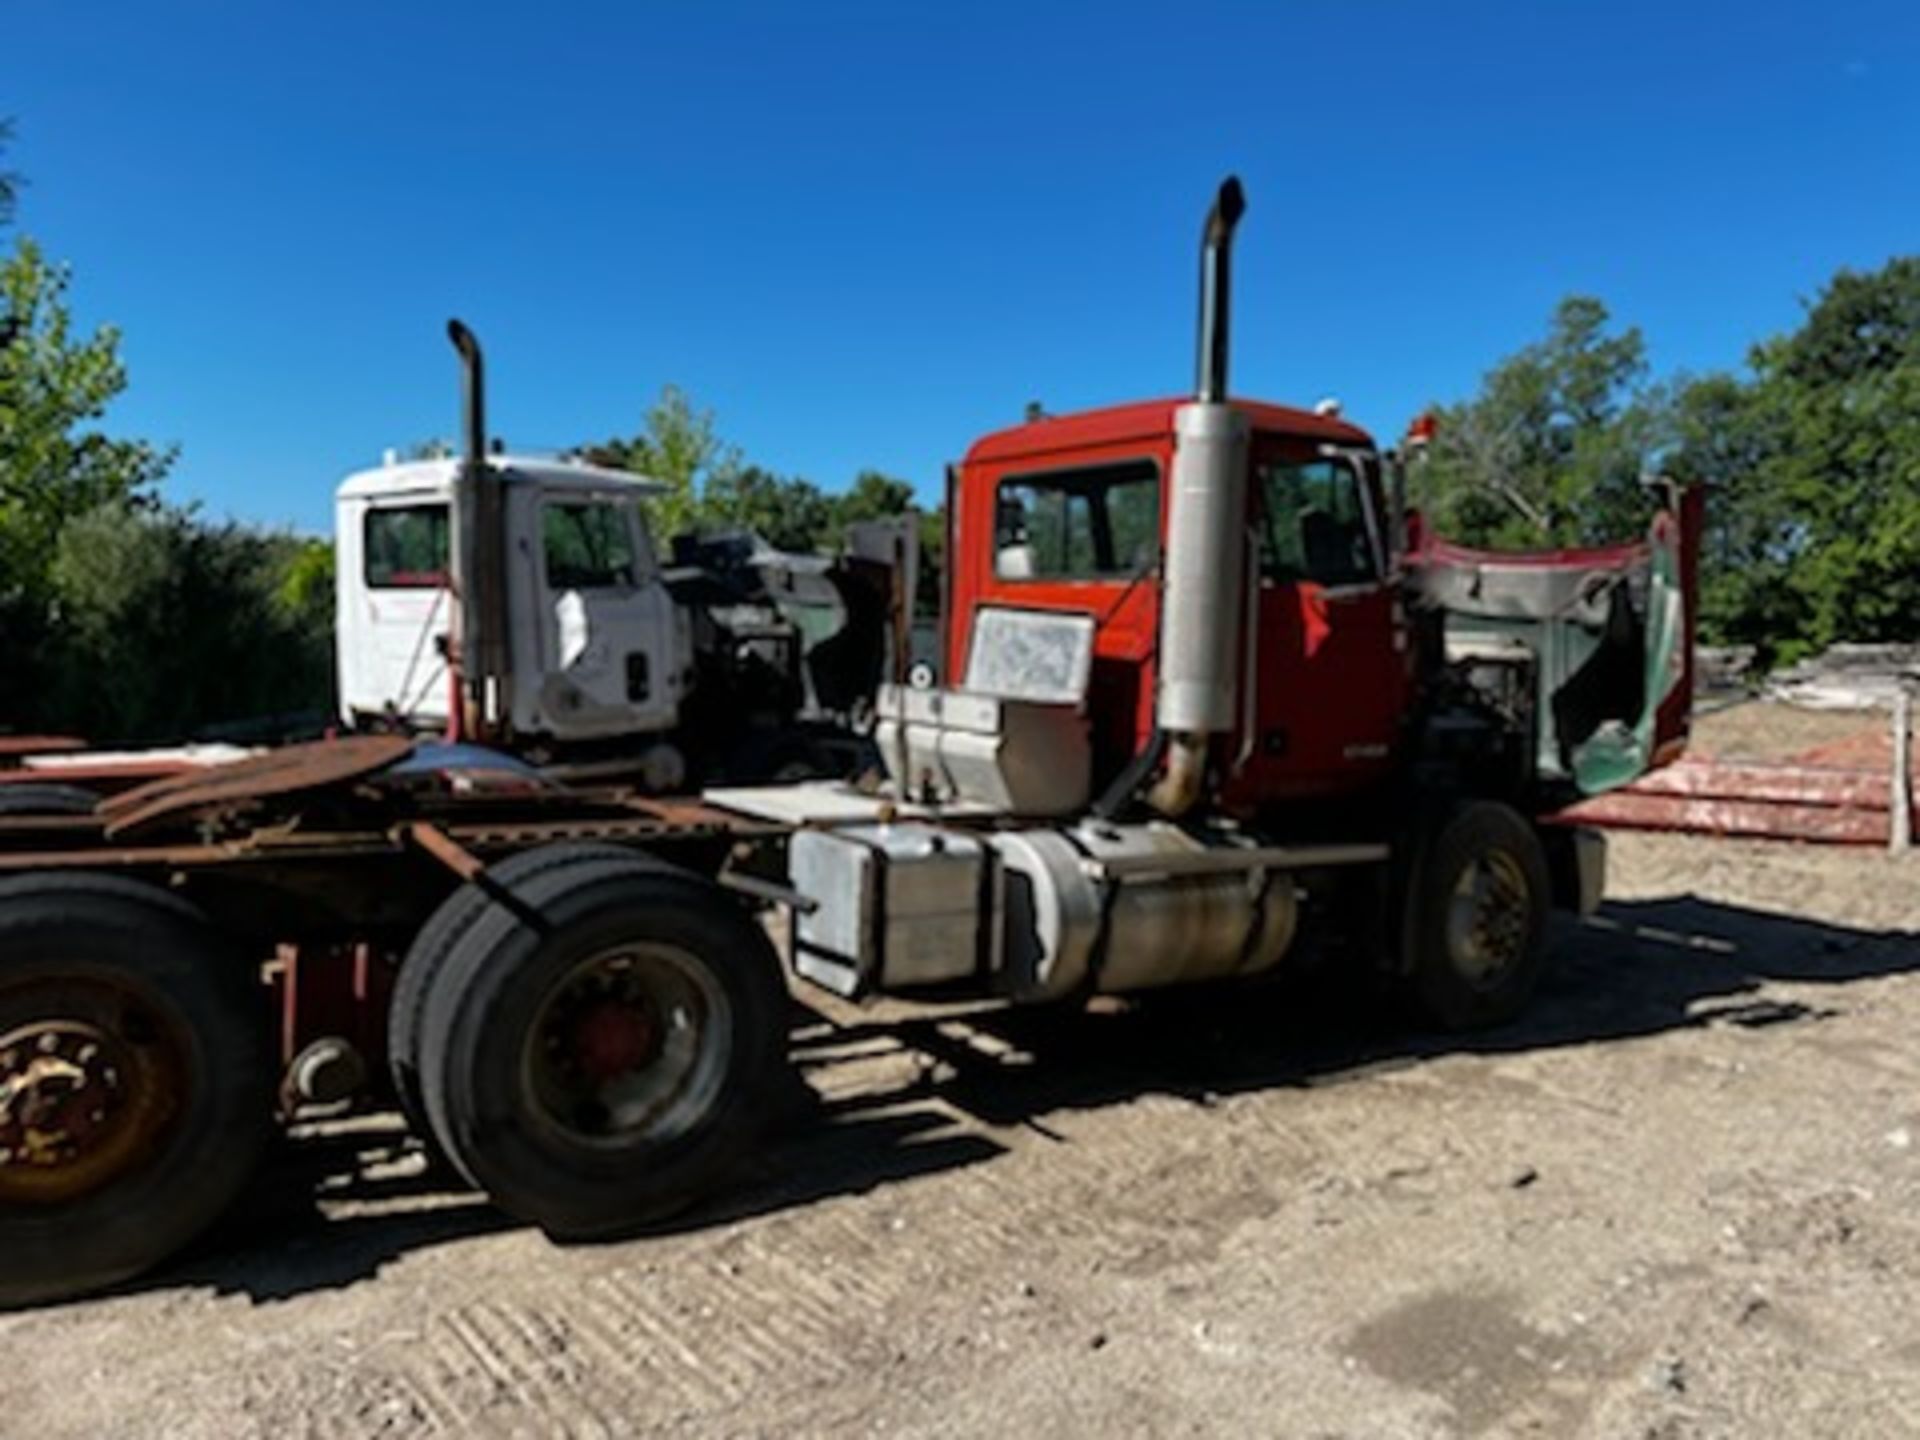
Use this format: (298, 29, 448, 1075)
(1446, 851, 1531, 988)
(0, 1021, 128, 1165)
(0, 995, 184, 1206)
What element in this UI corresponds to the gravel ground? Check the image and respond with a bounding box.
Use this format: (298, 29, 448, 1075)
(1689, 700, 1885, 764)
(6, 714, 1920, 1438)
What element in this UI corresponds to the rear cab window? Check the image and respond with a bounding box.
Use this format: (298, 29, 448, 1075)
(994, 459, 1161, 581)
(364, 504, 450, 589)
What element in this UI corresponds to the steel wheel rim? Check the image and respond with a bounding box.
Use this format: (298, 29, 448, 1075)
(523, 943, 732, 1151)
(1444, 850, 1531, 989)
(0, 979, 188, 1206)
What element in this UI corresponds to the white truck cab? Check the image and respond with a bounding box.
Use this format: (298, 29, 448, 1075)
(335, 455, 691, 742)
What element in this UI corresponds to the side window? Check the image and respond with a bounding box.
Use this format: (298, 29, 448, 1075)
(544, 501, 637, 589)
(994, 460, 1160, 581)
(364, 504, 450, 589)
(1258, 458, 1378, 587)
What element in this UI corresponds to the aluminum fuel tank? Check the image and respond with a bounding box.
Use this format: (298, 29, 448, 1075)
(992, 820, 1298, 1001)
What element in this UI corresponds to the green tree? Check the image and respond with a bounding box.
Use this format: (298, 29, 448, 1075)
(1, 238, 174, 601)
(1669, 257, 1920, 658)
(587, 384, 737, 538)
(1419, 296, 1669, 548)
(273, 535, 336, 637)
(701, 463, 836, 551)
(833, 470, 914, 528)
(0, 232, 178, 734)
(589, 391, 926, 556)
(1664, 371, 1801, 650)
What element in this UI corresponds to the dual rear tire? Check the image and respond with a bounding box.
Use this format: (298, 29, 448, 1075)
(392, 847, 789, 1238)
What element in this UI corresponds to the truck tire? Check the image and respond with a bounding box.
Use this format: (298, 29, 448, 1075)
(1401, 800, 1550, 1032)
(0, 873, 272, 1308)
(416, 855, 789, 1237)
(0, 783, 98, 817)
(387, 842, 639, 1148)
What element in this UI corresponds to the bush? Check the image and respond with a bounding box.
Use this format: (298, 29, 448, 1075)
(9, 504, 336, 744)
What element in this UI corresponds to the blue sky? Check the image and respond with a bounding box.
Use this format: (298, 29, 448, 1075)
(7, 1, 1918, 533)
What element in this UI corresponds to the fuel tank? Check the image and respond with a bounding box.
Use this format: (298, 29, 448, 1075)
(992, 820, 1298, 1001)
(782, 820, 1302, 1006)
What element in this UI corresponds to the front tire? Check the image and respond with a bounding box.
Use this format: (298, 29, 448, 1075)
(417, 853, 789, 1238)
(1401, 801, 1550, 1031)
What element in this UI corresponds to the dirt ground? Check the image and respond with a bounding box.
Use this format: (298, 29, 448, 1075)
(1688, 699, 1886, 765)
(7, 702, 1920, 1439)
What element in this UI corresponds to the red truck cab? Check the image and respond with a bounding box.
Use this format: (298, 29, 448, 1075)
(950, 398, 1416, 808)
(947, 394, 1699, 821)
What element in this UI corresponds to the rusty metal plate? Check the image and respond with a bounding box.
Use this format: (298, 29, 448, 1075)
(100, 736, 415, 839)
(1559, 789, 1893, 845)
(0, 736, 87, 765)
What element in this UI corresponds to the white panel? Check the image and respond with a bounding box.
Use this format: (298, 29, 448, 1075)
(964, 607, 1096, 705)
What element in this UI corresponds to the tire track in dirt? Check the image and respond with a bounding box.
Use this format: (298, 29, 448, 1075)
(256, 1013, 1342, 1434)
(294, 1178, 924, 1432)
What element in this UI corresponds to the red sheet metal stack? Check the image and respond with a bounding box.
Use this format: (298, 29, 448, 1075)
(1561, 724, 1917, 845)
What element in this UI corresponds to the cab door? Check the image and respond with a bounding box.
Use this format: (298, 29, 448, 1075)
(1227, 438, 1410, 805)
(521, 490, 681, 739)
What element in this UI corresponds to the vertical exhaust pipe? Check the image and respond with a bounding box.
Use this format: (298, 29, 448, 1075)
(1148, 177, 1252, 817)
(1195, 176, 1245, 404)
(450, 319, 487, 480)
(447, 319, 509, 741)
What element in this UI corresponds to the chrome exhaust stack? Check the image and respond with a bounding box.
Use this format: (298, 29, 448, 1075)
(1148, 178, 1252, 817)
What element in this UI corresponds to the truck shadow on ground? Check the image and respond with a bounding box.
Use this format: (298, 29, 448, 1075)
(128, 890, 1918, 1307)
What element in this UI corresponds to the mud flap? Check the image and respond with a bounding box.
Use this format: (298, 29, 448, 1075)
(1543, 826, 1607, 917)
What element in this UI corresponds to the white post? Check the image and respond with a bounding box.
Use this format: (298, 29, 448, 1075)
(1893, 686, 1913, 855)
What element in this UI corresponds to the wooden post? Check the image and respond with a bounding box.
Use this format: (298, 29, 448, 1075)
(1894, 686, 1914, 855)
